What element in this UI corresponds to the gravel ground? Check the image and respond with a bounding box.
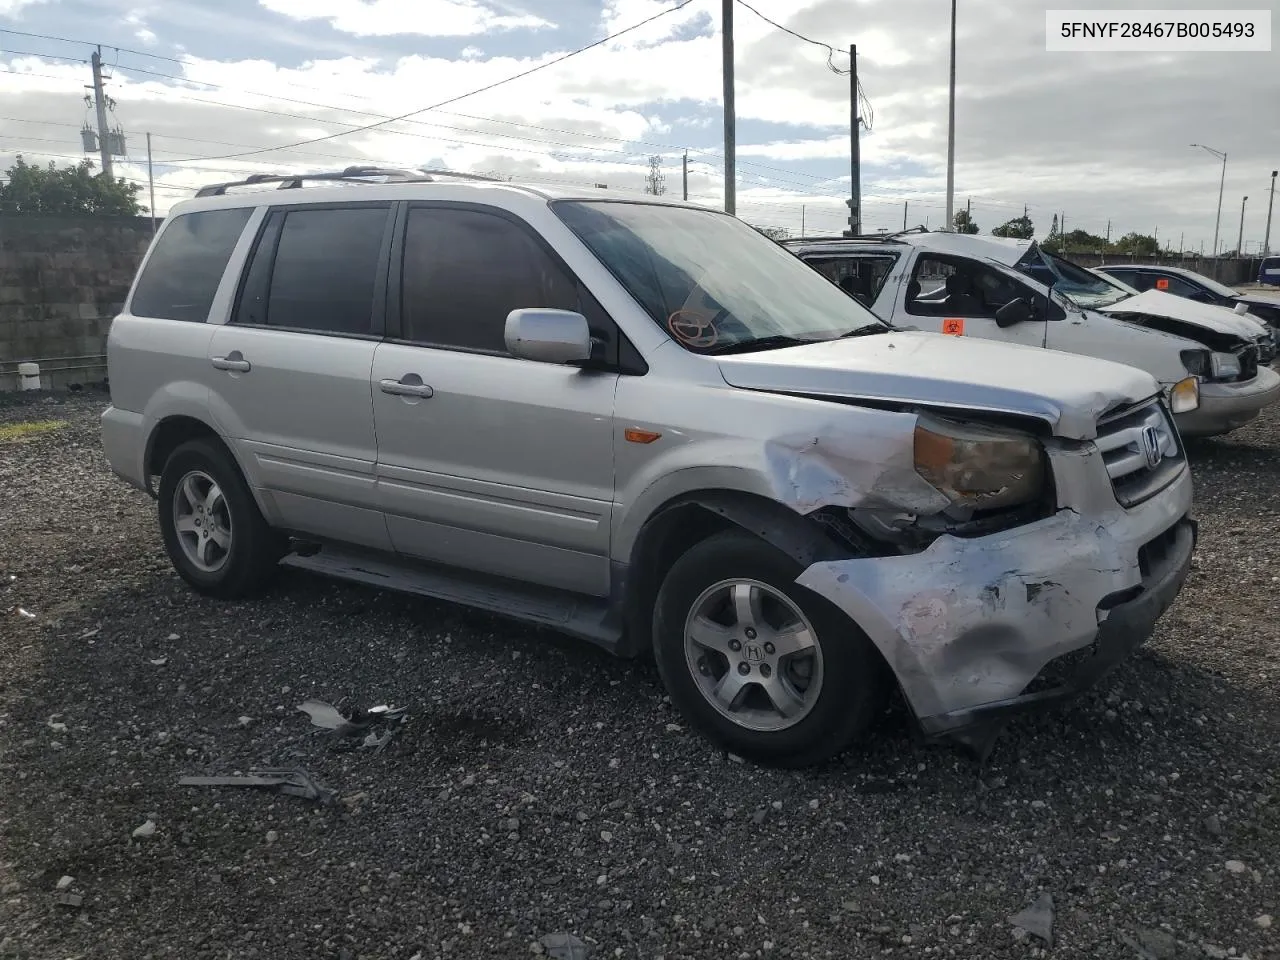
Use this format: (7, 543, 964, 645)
(1, 392, 1277, 960)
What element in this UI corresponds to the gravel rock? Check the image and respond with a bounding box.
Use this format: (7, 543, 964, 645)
(1, 393, 1279, 959)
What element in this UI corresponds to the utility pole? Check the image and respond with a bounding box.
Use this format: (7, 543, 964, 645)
(1236, 195, 1247, 255)
(849, 44, 861, 236)
(90, 46, 113, 178)
(1264, 169, 1277, 256)
(722, 0, 735, 216)
(944, 0, 956, 230)
(682, 150, 688, 202)
(1106, 219, 1111, 243)
(1179, 232, 1184, 256)
(903, 200, 908, 230)
(146, 132, 156, 234)
(801, 204, 806, 237)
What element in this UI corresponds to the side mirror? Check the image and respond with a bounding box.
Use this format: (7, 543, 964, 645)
(505, 309, 592, 364)
(995, 297, 1033, 328)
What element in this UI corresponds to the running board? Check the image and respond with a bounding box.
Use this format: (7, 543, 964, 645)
(280, 546, 623, 655)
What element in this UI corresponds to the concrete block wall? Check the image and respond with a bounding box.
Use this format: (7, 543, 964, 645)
(0, 215, 155, 390)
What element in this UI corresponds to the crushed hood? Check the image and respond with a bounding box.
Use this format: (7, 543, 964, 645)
(1098, 289, 1264, 340)
(716, 331, 1158, 440)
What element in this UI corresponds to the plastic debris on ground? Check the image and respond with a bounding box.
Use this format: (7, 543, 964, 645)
(1008, 892, 1055, 947)
(297, 698, 409, 754)
(178, 768, 336, 805)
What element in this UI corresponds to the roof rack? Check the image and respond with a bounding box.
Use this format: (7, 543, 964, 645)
(195, 165, 506, 198)
(783, 233, 909, 244)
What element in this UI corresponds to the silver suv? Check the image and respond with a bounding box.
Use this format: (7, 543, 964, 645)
(102, 167, 1196, 766)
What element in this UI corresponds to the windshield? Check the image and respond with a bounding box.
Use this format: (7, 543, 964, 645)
(1019, 249, 1133, 308)
(553, 201, 888, 353)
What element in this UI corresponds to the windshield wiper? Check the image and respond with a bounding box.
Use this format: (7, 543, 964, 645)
(705, 335, 817, 355)
(840, 323, 892, 338)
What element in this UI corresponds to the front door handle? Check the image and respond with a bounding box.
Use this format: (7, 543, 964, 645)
(379, 375, 434, 399)
(211, 351, 251, 373)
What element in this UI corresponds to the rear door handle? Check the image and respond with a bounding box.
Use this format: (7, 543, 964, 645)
(379, 376, 434, 398)
(211, 352, 251, 373)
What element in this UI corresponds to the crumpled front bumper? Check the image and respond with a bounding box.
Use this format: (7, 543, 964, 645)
(795, 440, 1195, 736)
(1174, 365, 1280, 438)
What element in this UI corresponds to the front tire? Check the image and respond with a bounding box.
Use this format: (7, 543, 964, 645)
(653, 530, 889, 768)
(157, 438, 284, 599)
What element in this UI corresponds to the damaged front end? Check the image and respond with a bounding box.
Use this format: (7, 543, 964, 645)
(775, 397, 1195, 748)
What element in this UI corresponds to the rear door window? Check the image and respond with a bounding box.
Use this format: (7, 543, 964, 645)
(269, 206, 389, 334)
(803, 254, 899, 306)
(130, 208, 253, 322)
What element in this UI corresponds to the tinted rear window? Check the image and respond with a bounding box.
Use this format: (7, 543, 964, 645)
(265, 207, 388, 334)
(130, 208, 253, 322)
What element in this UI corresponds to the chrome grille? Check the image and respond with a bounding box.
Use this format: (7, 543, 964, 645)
(1095, 400, 1185, 508)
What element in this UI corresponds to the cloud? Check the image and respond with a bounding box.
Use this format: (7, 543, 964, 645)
(257, 0, 554, 37)
(1, 0, 1276, 247)
(0, 0, 50, 15)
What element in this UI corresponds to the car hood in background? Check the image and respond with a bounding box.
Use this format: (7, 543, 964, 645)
(1097, 289, 1265, 339)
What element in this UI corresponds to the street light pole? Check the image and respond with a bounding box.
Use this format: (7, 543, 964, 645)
(944, 0, 957, 231)
(722, 0, 735, 216)
(1190, 143, 1227, 258)
(1236, 195, 1248, 256)
(1264, 170, 1277, 256)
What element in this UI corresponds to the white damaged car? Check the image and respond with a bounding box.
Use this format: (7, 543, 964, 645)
(786, 232, 1280, 438)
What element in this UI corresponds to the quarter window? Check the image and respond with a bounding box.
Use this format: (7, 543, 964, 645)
(130, 208, 253, 322)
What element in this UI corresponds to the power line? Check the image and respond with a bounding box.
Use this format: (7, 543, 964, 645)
(732, 0, 873, 128)
(4, 31, 865, 189)
(160, 0, 698, 163)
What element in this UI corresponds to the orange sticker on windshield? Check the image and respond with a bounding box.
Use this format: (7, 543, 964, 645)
(1156, 278, 1170, 290)
(942, 317, 965, 336)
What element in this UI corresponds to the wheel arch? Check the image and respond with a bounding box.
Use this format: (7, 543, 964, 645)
(618, 489, 859, 659)
(144, 415, 274, 520)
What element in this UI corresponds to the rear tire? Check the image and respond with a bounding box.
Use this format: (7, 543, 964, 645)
(157, 438, 284, 599)
(652, 529, 889, 768)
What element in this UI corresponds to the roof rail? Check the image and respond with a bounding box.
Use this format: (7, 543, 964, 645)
(194, 165, 506, 198)
(783, 233, 908, 244)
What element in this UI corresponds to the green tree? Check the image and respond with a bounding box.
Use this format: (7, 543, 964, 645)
(991, 215, 1034, 239)
(1112, 232, 1159, 255)
(953, 209, 979, 234)
(753, 225, 791, 241)
(0, 156, 144, 215)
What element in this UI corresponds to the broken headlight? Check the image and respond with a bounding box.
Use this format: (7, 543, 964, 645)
(1209, 351, 1241, 380)
(913, 415, 1046, 512)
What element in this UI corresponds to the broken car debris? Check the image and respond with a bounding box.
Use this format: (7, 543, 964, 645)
(178, 768, 336, 805)
(1008, 892, 1055, 947)
(297, 698, 409, 754)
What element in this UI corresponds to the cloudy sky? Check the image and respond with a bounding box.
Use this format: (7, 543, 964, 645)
(1, 0, 1276, 250)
